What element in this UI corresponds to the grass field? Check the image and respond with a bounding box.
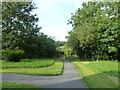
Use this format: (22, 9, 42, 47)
(2, 58, 55, 68)
(71, 60, 119, 88)
(1, 58, 63, 75)
(1, 81, 43, 88)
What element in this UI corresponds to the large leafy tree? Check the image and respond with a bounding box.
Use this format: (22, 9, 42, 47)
(2, 2, 40, 50)
(67, 2, 120, 60)
(2, 2, 57, 58)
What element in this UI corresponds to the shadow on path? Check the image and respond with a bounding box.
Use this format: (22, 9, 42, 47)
(1, 59, 87, 88)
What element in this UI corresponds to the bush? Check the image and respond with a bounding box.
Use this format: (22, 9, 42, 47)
(2, 47, 24, 62)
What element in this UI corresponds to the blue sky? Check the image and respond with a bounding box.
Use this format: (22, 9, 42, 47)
(32, 0, 88, 41)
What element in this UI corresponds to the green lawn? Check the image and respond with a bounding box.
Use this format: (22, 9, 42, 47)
(1, 81, 43, 89)
(2, 58, 55, 69)
(1, 58, 63, 75)
(71, 60, 119, 88)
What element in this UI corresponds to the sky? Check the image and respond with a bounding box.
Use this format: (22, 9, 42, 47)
(32, 0, 89, 41)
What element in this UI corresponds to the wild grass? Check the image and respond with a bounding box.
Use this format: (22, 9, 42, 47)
(71, 60, 119, 88)
(1, 59, 63, 75)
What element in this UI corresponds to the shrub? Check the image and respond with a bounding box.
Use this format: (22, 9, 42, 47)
(2, 47, 24, 62)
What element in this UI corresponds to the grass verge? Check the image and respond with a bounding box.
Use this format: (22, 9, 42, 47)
(0, 81, 43, 89)
(1, 59, 63, 75)
(71, 60, 119, 88)
(2, 58, 55, 69)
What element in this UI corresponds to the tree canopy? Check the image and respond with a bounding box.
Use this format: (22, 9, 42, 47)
(2, 2, 57, 59)
(67, 2, 120, 61)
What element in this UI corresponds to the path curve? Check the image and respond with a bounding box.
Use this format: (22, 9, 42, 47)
(1, 59, 87, 88)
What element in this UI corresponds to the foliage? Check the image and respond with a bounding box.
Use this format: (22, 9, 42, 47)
(64, 44, 74, 57)
(2, 47, 24, 62)
(1, 59, 63, 75)
(72, 60, 119, 88)
(2, 2, 57, 59)
(65, 56, 79, 60)
(22, 34, 57, 58)
(55, 41, 75, 57)
(55, 41, 66, 47)
(2, 2, 40, 49)
(67, 2, 120, 61)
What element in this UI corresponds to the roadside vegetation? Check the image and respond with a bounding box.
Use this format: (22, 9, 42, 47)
(2, 2, 57, 62)
(1, 81, 43, 88)
(67, 2, 120, 61)
(1, 59, 63, 75)
(65, 2, 119, 88)
(1, 1, 120, 89)
(2, 58, 55, 69)
(71, 60, 119, 88)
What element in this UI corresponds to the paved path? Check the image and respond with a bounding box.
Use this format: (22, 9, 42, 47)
(1, 59, 87, 88)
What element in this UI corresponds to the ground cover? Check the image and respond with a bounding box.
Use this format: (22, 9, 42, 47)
(71, 60, 119, 88)
(2, 58, 55, 69)
(1, 81, 43, 89)
(1, 58, 63, 75)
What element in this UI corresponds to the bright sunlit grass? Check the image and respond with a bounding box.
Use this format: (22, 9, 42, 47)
(71, 60, 119, 88)
(1, 59, 63, 75)
(2, 58, 55, 69)
(1, 81, 43, 88)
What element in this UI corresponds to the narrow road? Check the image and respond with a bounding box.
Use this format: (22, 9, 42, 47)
(1, 59, 87, 88)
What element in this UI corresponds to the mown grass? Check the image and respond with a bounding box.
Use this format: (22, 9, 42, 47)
(1, 59, 63, 75)
(0, 81, 43, 89)
(71, 60, 119, 88)
(2, 58, 55, 69)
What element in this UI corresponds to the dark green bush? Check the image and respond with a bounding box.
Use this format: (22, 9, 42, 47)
(2, 47, 24, 62)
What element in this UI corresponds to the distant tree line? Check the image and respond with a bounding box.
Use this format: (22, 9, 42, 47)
(2, 2, 56, 59)
(55, 41, 66, 55)
(55, 41, 66, 47)
(67, 2, 120, 61)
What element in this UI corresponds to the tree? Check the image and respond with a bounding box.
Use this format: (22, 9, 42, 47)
(67, 1, 120, 61)
(2, 2, 40, 58)
(2, 2, 57, 59)
(2, 2, 40, 49)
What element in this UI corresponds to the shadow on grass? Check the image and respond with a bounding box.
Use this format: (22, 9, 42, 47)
(103, 71, 119, 78)
(1, 59, 119, 89)
(63, 59, 119, 88)
(2, 58, 58, 69)
(82, 71, 119, 89)
(21, 58, 55, 62)
(2, 71, 118, 88)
